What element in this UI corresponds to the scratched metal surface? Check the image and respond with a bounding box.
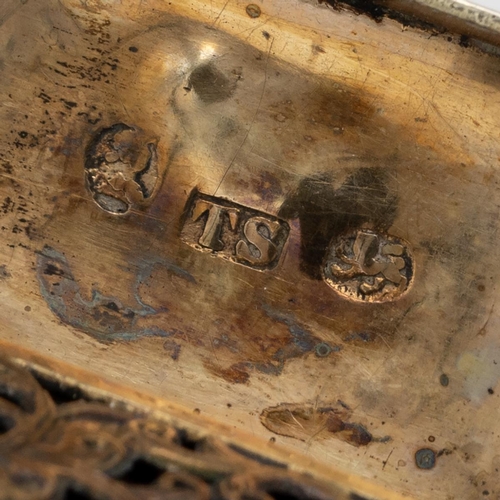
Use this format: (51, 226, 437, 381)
(0, 0, 499, 498)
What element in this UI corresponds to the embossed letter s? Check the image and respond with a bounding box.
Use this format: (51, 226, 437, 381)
(236, 217, 281, 266)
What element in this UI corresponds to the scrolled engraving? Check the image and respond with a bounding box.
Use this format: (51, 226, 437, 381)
(322, 230, 413, 302)
(84, 123, 160, 214)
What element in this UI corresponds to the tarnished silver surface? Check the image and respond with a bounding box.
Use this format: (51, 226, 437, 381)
(0, 0, 500, 498)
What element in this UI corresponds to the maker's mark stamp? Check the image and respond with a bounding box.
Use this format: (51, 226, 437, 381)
(322, 230, 413, 302)
(181, 192, 289, 270)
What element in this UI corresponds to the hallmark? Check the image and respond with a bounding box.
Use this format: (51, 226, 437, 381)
(85, 123, 160, 215)
(181, 191, 289, 270)
(322, 230, 413, 302)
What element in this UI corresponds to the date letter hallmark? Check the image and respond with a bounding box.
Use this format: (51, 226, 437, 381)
(322, 230, 414, 302)
(181, 192, 289, 270)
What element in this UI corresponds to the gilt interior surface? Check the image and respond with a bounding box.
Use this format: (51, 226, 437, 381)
(0, 0, 499, 498)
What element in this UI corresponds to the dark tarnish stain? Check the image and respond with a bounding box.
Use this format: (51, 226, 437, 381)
(206, 306, 330, 383)
(325, 415, 372, 446)
(35, 246, 194, 343)
(163, 340, 181, 360)
(320, 0, 500, 54)
(459, 35, 471, 48)
(0, 265, 11, 279)
(344, 331, 376, 343)
(260, 402, 390, 447)
(415, 448, 436, 469)
(252, 171, 283, 203)
(321, 0, 442, 31)
(216, 116, 240, 140)
(187, 64, 239, 104)
(212, 334, 239, 353)
(213, 363, 251, 384)
(440, 373, 450, 387)
(31, 14, 478, 392)
(279, 168, 397, 280)
(245, 4, 261, 19)
(262, 304, 321, 361)
(312, 45, 326, 54)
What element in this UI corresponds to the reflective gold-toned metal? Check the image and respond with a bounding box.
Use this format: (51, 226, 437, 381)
(1, 0, 500, 498)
